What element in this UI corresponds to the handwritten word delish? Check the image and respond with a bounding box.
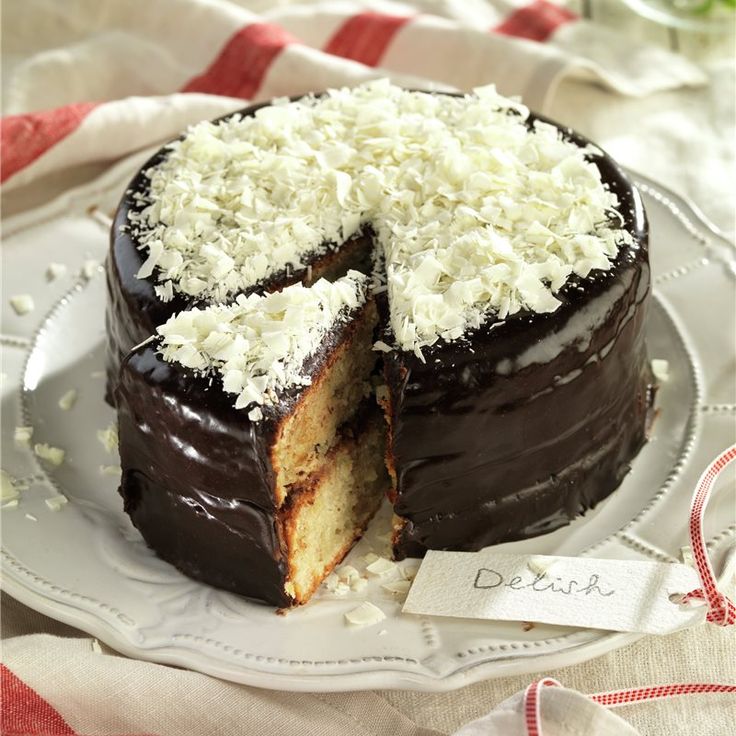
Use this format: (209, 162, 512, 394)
(473, 568, 616, 598)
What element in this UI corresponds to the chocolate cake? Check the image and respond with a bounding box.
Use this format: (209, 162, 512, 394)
(106, 81, 652, 606)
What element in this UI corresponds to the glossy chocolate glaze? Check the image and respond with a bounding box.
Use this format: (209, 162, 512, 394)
(116, 299, 376, 607)
(108, 96, 651, 603)
(117, 348, 290, 606)
(381, 138, 652, 558)
(105, 163, 370, 403)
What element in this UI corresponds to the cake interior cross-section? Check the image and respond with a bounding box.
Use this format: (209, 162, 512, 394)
(105, 81, 654, 607)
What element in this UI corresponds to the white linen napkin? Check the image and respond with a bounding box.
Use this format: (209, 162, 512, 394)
(2, 0, 705, 191)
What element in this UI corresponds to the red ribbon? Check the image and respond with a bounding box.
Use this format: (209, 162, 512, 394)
(681, 444, 736, 625)
(525, 444, 736, 735)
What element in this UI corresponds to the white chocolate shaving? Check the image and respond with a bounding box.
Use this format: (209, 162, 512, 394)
(132, 81, 630, 353)
(99, 465, 121, 476)
(81, 260, 101, 280)
(324, 572, 351, 597)
(651, 359, 669, 382)
(401, 564, 420, 581)
(34, 443, 65, 466)
(350, 577, 368, 593)
(335, 564, 362, 584)
(1, 471, 19, 502)
(14, 426, 33, 447)
(45, 495, 68, 511)
(46, 263, 67, 281)
(157, 273, 367, 415)
(58, 389, 78, 411)
(344, 601, 386, 628)
(372, 341, 393, 353)
(528, 557, 554, 575)
(97, 424, 119, 453)
(381, 579, 411, 595)
(10, 294, 34, 315)
(366, 557, 397, 578)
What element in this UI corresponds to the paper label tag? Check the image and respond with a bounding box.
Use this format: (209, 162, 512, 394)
(402, 551, 705, 634)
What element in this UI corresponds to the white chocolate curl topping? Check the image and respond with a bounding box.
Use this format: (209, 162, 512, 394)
(157, 273, 366, 413)
(134, 81, 631, 361)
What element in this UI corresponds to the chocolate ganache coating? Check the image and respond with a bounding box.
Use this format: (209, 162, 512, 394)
(116, 299, 376, 607)
(107, 95, 652, 603)
(381, 130, 652, 558)
(117, 348, 290, 606)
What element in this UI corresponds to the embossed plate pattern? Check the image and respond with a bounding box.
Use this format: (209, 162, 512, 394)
(1, 159, 734, 692)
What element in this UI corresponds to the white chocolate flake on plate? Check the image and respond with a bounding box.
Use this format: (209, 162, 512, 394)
(401, 564, 420, 581)
(344, 601, 386, 628)
(9, 294, 34, 315)
(366, 557, 397, 578)
(1, 471, 20, 503)
(335, 564, 362, 584)
(58, 389, 78, 411)
(45, 495, 68, 511)
(381, 580, 412, 595)
(99, 465, 122, 476)
(46, 263, 67, 281)
(34, 443, 65, 466)
(14, 426, 33, 447)
(350, 577, 368, 593)
(81, 260, 101, 280)
(528, 556, 557, 576)
(651, 359, 670, 382)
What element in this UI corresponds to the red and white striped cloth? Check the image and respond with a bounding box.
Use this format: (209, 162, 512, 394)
(2, 0, 705, 191)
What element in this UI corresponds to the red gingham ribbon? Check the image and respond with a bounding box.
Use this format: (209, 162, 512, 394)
(525, 445, 736, 735)
(523, 678, 562, 736)
(525, 680, 736, 735)
(589, 682, 736, 707)
(680, 444, 736, 625)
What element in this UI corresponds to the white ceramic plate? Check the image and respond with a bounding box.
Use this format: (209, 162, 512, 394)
(2, 157, 735, 692)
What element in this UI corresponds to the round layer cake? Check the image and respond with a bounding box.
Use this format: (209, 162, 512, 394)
(106, 82, 653, 606)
